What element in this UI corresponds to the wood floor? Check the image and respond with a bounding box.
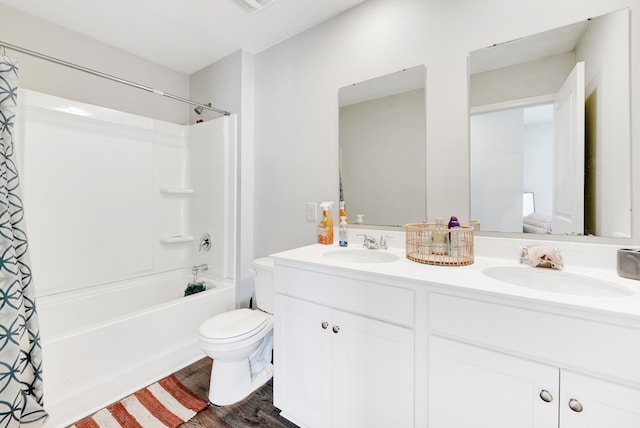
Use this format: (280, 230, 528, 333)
(174, 358, 299, 428)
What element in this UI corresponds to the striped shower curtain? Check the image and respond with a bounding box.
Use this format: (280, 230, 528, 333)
(0, 52, 48, 427)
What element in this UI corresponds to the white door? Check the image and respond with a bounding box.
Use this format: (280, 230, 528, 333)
(331, 310, 414, 428)
(429, 336, 559, 428)
(274, 296, 331, 427)
(560, 371, 640, 428)
(552, 61, 585, 235)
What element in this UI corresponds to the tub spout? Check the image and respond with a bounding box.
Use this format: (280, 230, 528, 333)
(192, 263, 208, 284)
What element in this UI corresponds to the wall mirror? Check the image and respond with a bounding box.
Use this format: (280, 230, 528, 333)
(469, 8, 631, 239)
(339, 65, 426, 227)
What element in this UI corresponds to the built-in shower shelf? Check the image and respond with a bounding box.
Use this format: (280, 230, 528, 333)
(159, 235, 194, 244)
(159, 187, 194, 195)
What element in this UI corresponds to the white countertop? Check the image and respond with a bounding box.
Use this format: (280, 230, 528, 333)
(271, 242, 640, 322)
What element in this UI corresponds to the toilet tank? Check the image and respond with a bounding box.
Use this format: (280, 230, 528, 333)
(253, 257, 274, 314)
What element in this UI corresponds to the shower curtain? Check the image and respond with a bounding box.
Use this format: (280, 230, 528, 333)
(0, 52, 48, 427)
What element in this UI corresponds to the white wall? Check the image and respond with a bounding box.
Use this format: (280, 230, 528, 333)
(0, 3, 190, 124)
(253, 0, 640, 256)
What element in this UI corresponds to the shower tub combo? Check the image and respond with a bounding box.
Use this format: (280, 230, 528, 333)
(37, 270, 235, 427)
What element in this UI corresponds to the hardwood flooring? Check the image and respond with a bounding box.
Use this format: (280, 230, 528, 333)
(175, 358, 299, 428)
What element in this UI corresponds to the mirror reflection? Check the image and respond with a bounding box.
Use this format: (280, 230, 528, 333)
(469, 9, 631, 238)
(339, 65, 426, 227)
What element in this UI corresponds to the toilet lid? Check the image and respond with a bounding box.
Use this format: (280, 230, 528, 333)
(200, 308, 267, 341)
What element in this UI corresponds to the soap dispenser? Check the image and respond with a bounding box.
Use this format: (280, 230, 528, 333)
(339, 201, 348, 223)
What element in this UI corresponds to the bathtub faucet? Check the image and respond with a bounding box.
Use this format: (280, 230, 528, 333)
(192, 263, 208, 284)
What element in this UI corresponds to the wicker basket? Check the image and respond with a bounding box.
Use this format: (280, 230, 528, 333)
(405, 223, 474, 266)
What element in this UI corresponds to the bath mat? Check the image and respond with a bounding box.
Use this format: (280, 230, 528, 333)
(70, 374, 208, 428)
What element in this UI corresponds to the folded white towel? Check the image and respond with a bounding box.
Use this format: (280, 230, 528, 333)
(527, 246, 563, 269)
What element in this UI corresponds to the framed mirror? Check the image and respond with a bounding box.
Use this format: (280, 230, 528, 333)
(469, 8, 631, 238)
(339, 65, 426, 227)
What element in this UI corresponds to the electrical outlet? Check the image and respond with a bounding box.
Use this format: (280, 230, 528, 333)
(306, 202, 317, 222)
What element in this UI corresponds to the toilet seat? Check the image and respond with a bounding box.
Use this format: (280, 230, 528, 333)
(199, 308, 267, 344)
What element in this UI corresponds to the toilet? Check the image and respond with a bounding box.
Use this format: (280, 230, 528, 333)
(198, 257, 274, 405)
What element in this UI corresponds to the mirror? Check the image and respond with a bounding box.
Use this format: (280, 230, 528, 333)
(339, 65, 426, 227)
(469, 9, 631, 238)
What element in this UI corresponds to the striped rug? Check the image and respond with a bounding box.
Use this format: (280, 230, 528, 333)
(70, 375, 208, 428)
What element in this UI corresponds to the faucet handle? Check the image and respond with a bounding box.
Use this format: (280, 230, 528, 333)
(379, 234, 393, 250)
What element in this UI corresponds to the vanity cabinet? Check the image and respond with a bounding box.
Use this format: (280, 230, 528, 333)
(429, 336, 640, 427)
(428, 293, 640, 428)
(273, 265, 415, 428)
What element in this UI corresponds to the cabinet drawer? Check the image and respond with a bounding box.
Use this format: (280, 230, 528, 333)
(274, 265, 414, 327)
(429, 293, 640, 384)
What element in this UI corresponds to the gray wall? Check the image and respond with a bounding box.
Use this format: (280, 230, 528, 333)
(0, 3, 190, 124)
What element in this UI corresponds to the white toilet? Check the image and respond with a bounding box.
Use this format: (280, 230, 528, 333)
(198, 257, 274, 405)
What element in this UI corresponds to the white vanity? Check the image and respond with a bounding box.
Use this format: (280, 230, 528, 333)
(271, 236, 640, 427)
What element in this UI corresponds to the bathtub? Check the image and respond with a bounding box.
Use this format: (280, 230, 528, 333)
(37, 269, 235, 427)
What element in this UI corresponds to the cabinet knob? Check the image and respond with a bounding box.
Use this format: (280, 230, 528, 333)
(332, 325, 340, 334)
(539, 390, 553, 403)
(321, 321, 329, 329)
(568, 398, 583, 413)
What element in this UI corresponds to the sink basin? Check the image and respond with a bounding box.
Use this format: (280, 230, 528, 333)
(323, 249, 400, 264)
(482, 266, 633, 297)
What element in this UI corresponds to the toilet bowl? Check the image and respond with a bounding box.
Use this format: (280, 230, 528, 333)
(198, 257, 274, 406)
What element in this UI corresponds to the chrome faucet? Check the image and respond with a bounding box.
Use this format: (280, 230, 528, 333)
(357, 234, 380, 250)
(192, 263, 208, 284)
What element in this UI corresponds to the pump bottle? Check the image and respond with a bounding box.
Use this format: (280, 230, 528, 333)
(339, 201, 348, 223)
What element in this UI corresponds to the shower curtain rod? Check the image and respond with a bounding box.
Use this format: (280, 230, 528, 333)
(0, 40, 231, 116)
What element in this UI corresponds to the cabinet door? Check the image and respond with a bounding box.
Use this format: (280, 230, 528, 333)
(429, 336, 558, 428)
(274, 296, 331, 428)
(560, 371, 640, 428)
(331, 309, 414, 428)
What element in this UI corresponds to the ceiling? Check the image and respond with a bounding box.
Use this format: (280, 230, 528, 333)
(469, 19, 587, 75)
(0, 0, 366, 75)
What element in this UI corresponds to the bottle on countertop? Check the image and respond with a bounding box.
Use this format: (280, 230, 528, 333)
(339, 216, 348, 247)
(339, 201, 348, 223)
(317, 201, 334, 245)
(448, 216, 461, 257)
(432, 217, 448, 255)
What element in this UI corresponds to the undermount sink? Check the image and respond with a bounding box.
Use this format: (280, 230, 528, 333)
(323, 248, 400, 263)
(482, 266, 633, 297)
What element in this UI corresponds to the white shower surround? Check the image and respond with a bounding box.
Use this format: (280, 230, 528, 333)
(13, 91, 238, 426)
(15, 89, 237, 296)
